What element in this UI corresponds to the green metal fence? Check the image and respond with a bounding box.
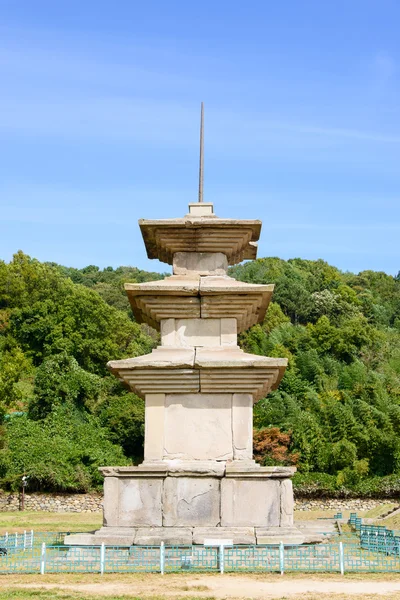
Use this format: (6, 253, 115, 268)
(1, 541, 400, 574)
(0, 516, 399, 574)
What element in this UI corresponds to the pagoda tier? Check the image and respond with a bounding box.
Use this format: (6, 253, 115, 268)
(139, 210, 261, 265)
(108, 347, 286, 402)
(125, 275, 274, 332)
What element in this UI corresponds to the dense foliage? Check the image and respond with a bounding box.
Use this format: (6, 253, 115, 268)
(0, 252, 155, 491)
(1, 251, 400, 496)
(232, 257, 400, 495)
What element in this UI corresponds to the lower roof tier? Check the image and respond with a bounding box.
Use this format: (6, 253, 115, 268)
(107, 347, 287, 403)
(125, 276, 274, 333)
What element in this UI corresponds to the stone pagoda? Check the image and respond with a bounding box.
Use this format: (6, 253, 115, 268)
(67, 106, 301, 547)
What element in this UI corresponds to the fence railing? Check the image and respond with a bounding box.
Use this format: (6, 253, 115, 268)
(349, 512, 400, 557)
(1, 540, 400, 574)
(0, 520, 399, 574)
(0, 530, 34, 554)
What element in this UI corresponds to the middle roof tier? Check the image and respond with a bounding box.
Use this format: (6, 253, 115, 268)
(125, 275, 274, 333)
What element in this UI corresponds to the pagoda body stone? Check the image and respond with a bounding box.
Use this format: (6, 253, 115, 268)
(66, 202, 303, 547)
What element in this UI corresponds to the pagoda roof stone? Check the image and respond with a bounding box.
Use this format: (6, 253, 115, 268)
(125, 276, 273, 332)
(139, 216, 261, 266)
(107, 346, 287, 402)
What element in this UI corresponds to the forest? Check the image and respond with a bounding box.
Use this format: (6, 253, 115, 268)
(0, 251, 400, 497)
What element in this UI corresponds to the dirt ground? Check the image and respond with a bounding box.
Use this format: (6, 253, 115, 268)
(2, 573, 400, 599)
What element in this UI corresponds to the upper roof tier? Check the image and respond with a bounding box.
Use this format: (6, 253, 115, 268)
(139, 203, 261, 266)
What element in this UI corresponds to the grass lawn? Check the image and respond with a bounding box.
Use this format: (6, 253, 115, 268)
(0, 511, 102, 533)
(363, 503, 398, 519)
(375, 512, 400, 530)
(294, 503, 398, 522)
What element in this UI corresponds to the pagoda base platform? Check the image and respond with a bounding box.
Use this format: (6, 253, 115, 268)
(63, 462, 330, 547)
(65, 525, 322, 546)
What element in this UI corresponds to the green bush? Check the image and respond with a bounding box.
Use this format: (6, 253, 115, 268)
(293, 472, 400, 498)
(98, 392, 145, 462)
(0, 406, 129, 492)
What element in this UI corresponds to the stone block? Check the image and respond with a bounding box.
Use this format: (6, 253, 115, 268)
(173, 251, 227, 276)
(221, 478, 280, 527)
(64, 534, 100, 546)
(280, 479, 294, 526)
(95, 527, 136, 537)
(160, 319, 176, 346)
(232, 393, 253, 460)
(118, 478, 163, 527)
(175, 318, 221, 347)
(103, 477, 119, 526)
(220, 318, 237, 346)
(192, 527, 255, 545)
(163, 460, 225, 476)
(144, 394, 165, 461)
(164, 394, 233, 460)
(135, 527, 193, 545)
(187, 203, 214, 217)
(163, 477, 220, 526)
(255, 527, 305, 545)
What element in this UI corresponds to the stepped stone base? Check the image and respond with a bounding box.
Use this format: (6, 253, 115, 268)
(65, 526, 310, 546)
(62, 462, 324, 547)
(65, 524, 334, 547)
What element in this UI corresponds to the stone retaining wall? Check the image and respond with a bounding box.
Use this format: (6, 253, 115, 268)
(0, 491, 395, 513)
(0, 492, 103, 512)
(294, 498, 390, 512)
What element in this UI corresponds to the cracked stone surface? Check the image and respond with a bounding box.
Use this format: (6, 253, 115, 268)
(163, 477, 220, 526)
(221, 478, 280, 527)
(118, 478, 163, 527)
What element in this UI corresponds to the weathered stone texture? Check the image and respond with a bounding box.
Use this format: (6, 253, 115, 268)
(232, 393, 253, 460)
(221, 479, 281, 527)
(134, 527, 192, 545)
(103, 477, 119, 526)
(118, 479, 163, 527)
(162, 477, 220, 526)
(192, 527, 255, 545)
(173, 250, 227, 275)
(280, 479, 294, 526)
(164, 394, 233, 461)
(144, 394, 165, 461)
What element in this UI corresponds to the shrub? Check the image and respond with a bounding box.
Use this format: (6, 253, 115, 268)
(0, 406, 128, 492)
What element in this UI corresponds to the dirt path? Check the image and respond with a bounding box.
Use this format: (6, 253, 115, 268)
(6, 574, 400, 598)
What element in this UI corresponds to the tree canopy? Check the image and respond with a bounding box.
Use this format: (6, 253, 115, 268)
(1, 251, 400, 496)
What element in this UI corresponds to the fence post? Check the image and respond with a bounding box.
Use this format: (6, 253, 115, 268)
(219, 544, 225, 575)
(279, 542, 284, 575)
(100, 542, 105, 575)
(40, 542, 46, 575)
(30, 530, 34, 549)
(14, 532, 18, 549)
(339, 542, 344, 575)
(23, 530, 26, 551)
(160, 542, 165, 575)
(5, 532, 8, 546)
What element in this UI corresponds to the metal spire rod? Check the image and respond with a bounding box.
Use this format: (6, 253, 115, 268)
(198, 102, 204, 203)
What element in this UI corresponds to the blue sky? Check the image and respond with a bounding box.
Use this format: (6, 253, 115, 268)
(0, 0, 399, 275)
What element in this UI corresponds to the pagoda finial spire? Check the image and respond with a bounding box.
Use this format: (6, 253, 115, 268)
(198, 102, 204, 203)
